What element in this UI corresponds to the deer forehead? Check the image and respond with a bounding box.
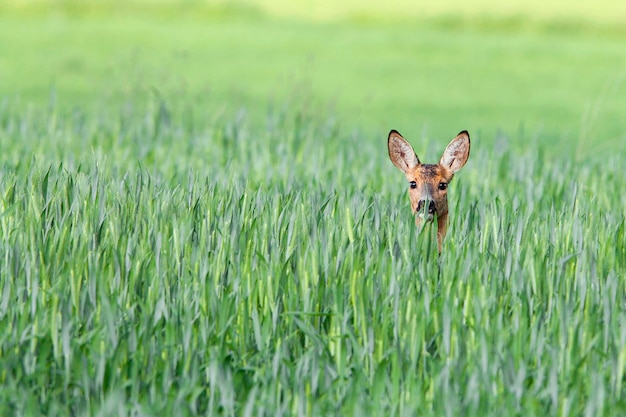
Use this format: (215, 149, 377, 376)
(405, 164, 454, 184)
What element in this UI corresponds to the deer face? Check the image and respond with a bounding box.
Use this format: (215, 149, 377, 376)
(388, 130, 470, 250)
(406, 163, 454, 224)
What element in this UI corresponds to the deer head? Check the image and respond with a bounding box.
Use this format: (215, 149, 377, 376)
(388, 130, 470, 251)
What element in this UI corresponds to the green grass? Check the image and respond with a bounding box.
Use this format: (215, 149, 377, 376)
(1, 1, 626, 415)
(1, 100, 625, 416)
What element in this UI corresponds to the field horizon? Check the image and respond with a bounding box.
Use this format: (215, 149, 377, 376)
(1, 0, 626, 157)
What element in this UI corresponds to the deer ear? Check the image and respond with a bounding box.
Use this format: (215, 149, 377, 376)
(440, 130, 470, 174)
(388, 130, 420, 173)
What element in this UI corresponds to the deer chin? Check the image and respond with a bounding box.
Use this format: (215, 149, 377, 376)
(415, 212, 435, 224)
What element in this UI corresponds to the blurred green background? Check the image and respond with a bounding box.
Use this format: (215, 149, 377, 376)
(1, 0, 625, 156)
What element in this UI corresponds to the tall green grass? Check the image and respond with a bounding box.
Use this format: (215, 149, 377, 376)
(2, 2, 625, 415)
(1, 102, 625, 415)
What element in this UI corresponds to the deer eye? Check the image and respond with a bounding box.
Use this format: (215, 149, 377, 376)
(409, 181, 417, 189)
(438, 182, 448, 190)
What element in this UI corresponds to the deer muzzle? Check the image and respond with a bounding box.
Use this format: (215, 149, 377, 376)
(416, 199, 437, 221)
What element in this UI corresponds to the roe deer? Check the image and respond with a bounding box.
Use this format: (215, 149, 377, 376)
(388, 130, 470, 251)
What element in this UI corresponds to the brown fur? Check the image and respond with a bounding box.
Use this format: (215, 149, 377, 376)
(388, 130, 470, 252)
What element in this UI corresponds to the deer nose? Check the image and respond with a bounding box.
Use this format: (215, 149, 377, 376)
(417, 199, 437, 214)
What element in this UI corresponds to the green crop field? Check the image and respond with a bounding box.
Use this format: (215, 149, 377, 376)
(1, 1, 625, 416)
